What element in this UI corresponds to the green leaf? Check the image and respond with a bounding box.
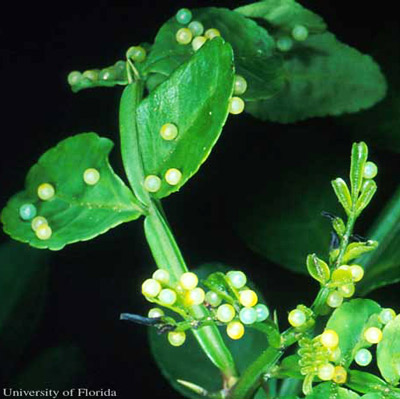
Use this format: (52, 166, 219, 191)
(0, 240, 50, 379)
(235, 0, 327, 34)
(305, 382, 360, 399)
(11, 344, 86, 389)
(349, 142, 369, 201)
(122, 38, 235, 201)
(357, 186, 400, 295)
(233, 155, 343, 274)
(245, 32, 387, 123)
(143, 7, 285, 100)
(342, 241, 378, 264)
(1, 133, 142, 250)
(306, 254, 330, 284)
(361, 394, 384, 399)
(326, 299, 381, 367)
(68, 60, 129, 93)
(377, 316, 400, 385)
(356, 180, 377, 216)
(149, 263, 271, 399)
(331, 178, 352, 215)
(277, 355, 302, 379)
(347, 370, 389, 395)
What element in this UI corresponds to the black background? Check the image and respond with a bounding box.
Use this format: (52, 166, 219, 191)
(0, 1, 399, 398)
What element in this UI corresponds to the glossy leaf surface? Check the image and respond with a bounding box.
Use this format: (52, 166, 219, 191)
(246, 33, 387, 123)
(143, 7, 285, 100)
(305, 382, 359, 399)
(133, 38, 235, 199)
(1, 133, 142, 250)
(377, 315, 400, 385)
(326, 299, 381, 367)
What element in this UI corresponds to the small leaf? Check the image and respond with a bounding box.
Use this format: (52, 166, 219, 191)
(1, 133, 143, 250)
(332, 217, 346, 237)
(356, 180, 377, 216)
(326, 299, 381, 367)
(347, 370, 389, 395)
(377, 316, 400, 385)
(68, 60, 129, 93)
(246, 33, 387, 123)
(143, 7, 285, 100)
(331, 178, 352, 215)
(342, 241, 378, 264)
(350, 142, 369, 200)
(235, 0, 327, 34)
(277, 355, 302, 379)
(306, 254, 330, 284)
(130, 38, 235, 200)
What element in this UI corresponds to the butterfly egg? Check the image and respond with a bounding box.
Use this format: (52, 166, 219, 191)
(205, 291, 222, 307)
(363, 161, 378, 179)
(226, 270, 247, 289)
(126, 46, 147, 63)
(326, 291, 343, 308)
(36, 223, 52, 240)
(276, 36, 293, 52)
(292, 25, 309, 41)
(180, 272, 198, 290)
(168, 331, 186, 347)
(19, 203, 37, 221)
(355, 348, 372, 366)
(239, 290, 258, 307)
(217, 304, 235, 323)
(349, 265, 364, 282)
(227, 321, 245, 340)
(234, 75, 248, 96)
(152, 269, 170, 284)
(317, 363, 335, 381)
(192, 36, 207, 52)
(229, 97, 245, 115)
(332, 366, 347, 384)
(331, 268, 353, 283)
(31, 216, 48, 232)
(67, 71, 82, 86)
(338, 283, 355, 298)
(176, 8, 192, 25)
(205, 28, 221, 40)
(288, 309, 306, 327)
(321, 329, 339, 349)
(239, 307, 257, 325)
(37, 183, 55, 201)
(83, 70, 99, 81)
(255, 304, 270, 322)
(176, 28, 193, 45)
(188, 21, 204, 36)
(379, 308, 396, 324)
(187, 287, 205, 305)
(165, 168, 182, 186)
(364, 327, 383, 344)
(83, 168, 100, 185)
(144, 175, 161, 192)
(160, 123, 178, 141)
(148, 308, 164, 318)
(142, 278, 162, 298)
(158, 288, 177, 305)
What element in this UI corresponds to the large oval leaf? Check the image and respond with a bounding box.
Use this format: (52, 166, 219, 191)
(1, 133, 143, 250)
(246, 32, 387, 123)
(326, 299, 381, 367)
(132, 38, 235, 200)
(306, 382, 360, 399)
(143, 7, 285, 101)
(377, 315, 400, 385)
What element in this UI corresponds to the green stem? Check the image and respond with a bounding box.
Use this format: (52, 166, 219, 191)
(335, 212, 356, 268)
(119, 82, 238, 383)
